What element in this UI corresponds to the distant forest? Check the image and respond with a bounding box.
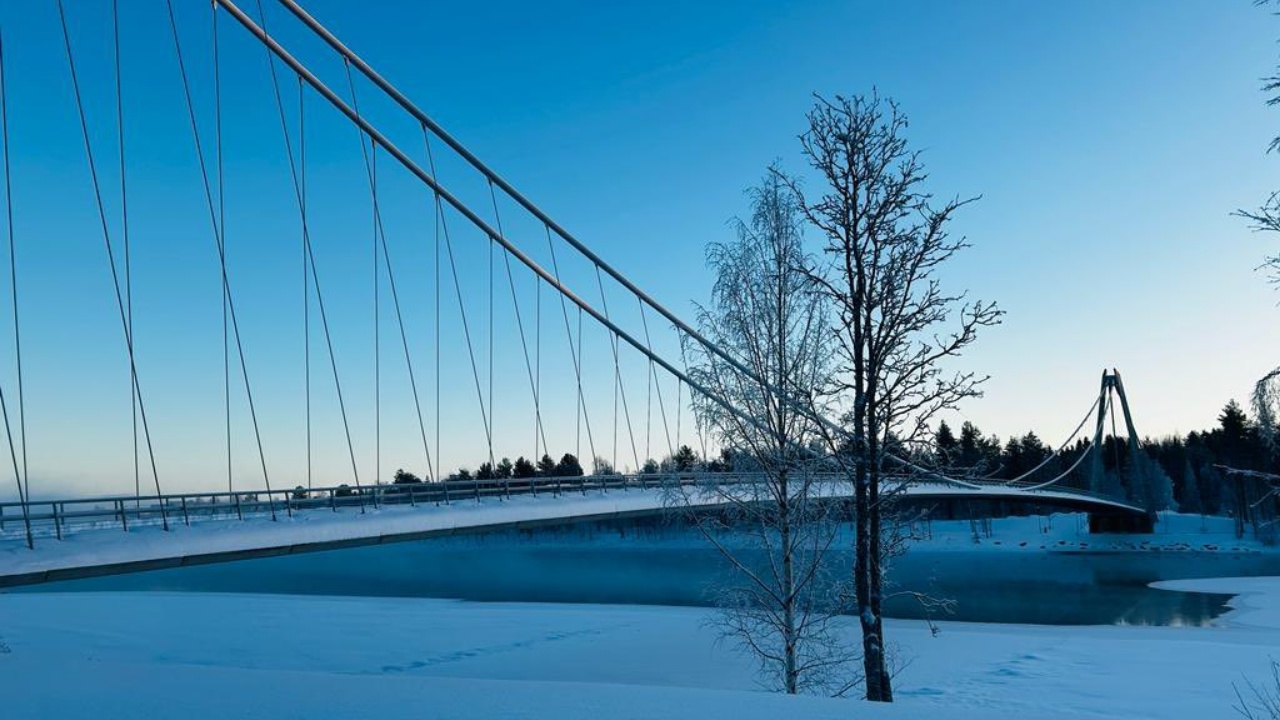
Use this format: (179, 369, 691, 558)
(408, 398, 1279, 525)
(930, 399, 1276, 517)
(404, 392, 1274, 509)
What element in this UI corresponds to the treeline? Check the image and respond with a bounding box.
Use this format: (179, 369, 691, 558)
(392, 445, 707, 485)
(931, 399, 1279, 519)
(402, 398, 1278, 520)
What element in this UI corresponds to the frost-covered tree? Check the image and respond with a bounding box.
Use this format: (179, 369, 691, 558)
(787, 92, 1001, 702)
(1238, 0, 1280, 455)
(681, 170, 852, 695)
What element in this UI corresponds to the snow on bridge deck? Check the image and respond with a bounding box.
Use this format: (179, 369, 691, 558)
(0, 483, 1140, 588)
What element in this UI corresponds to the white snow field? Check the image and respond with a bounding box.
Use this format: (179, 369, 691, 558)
(0, 577, 1278, 719)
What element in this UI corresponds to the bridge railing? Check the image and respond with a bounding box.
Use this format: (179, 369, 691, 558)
(0, 472, 754, 545)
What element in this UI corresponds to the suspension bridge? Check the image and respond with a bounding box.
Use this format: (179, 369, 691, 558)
(0, 1, 1149, 587)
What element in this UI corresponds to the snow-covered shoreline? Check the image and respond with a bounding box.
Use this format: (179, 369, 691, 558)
(3, 576, 1279, 719)
(1154, 576, 1280, 629)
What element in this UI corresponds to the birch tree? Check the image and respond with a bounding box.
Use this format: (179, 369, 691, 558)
(1237, 0, 1280, 450)
(680, 170, 853, 695)
(787, 92, 1002, 702)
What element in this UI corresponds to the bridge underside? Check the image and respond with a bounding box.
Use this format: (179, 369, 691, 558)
(897, 495, 1154, 534)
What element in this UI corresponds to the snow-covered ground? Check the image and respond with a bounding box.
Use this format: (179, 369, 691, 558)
(1, 579, 1278, 719)
(917, 511, 1274, 554)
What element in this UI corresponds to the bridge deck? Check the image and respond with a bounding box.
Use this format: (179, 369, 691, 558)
(0, 482, 1143, 589)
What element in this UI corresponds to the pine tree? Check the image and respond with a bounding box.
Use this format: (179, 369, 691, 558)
(555, 453, 584, 477)
(935, 421, 958, 465)
(536, 454, 557, 477)
(496, 458, 514, 479)
(513, 456, 536, 479)
(673, 445, 698, 471)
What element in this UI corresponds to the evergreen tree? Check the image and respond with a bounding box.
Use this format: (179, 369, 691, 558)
(496, 458, 513, 479)
(1003, 436, 1026, 479)
(555, 453, 584, 477)
(958, 421, 983, 468)
(536, 454, 557, 476)
(673, 445, 698, 471)
(935, 421, 958, 465)
(1221, 400, 1250, 439)
(513, 456, 536, 479)
(393, 469, 423, 485)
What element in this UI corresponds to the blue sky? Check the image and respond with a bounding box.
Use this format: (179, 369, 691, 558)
(0, 0, 1278, 497)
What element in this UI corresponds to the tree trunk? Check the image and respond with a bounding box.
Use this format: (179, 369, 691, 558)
(867, 427, 892, 700)
(860, 400, 892, 701)
(780, 468, 798, 694)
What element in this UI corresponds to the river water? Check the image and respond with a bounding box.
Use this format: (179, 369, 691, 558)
(21, 520, 1280, 626)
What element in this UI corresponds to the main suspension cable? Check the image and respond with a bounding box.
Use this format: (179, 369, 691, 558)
(1015, 440, 1096, 492)
(999, 394, 1101, 486)
(217, 0, 847, 469)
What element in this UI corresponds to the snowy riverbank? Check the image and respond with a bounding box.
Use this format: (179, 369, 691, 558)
(2, 576, 1279, 719)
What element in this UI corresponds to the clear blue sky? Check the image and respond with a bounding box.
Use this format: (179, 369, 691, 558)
(0, 0, 1277, 498)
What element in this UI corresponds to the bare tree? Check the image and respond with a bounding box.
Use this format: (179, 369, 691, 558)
(786, 92, 1002, 702)
(679, 170, 855, 695)
(1237, 1, 1280, 448)
(1236, 658, 1280, 720)
(1256, 369, 1280, 452)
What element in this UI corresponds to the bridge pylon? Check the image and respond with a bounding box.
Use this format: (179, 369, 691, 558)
(1088, 369, 1157, 532)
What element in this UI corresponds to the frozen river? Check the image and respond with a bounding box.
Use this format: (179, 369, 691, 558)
(17, 515, 1280, 626)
